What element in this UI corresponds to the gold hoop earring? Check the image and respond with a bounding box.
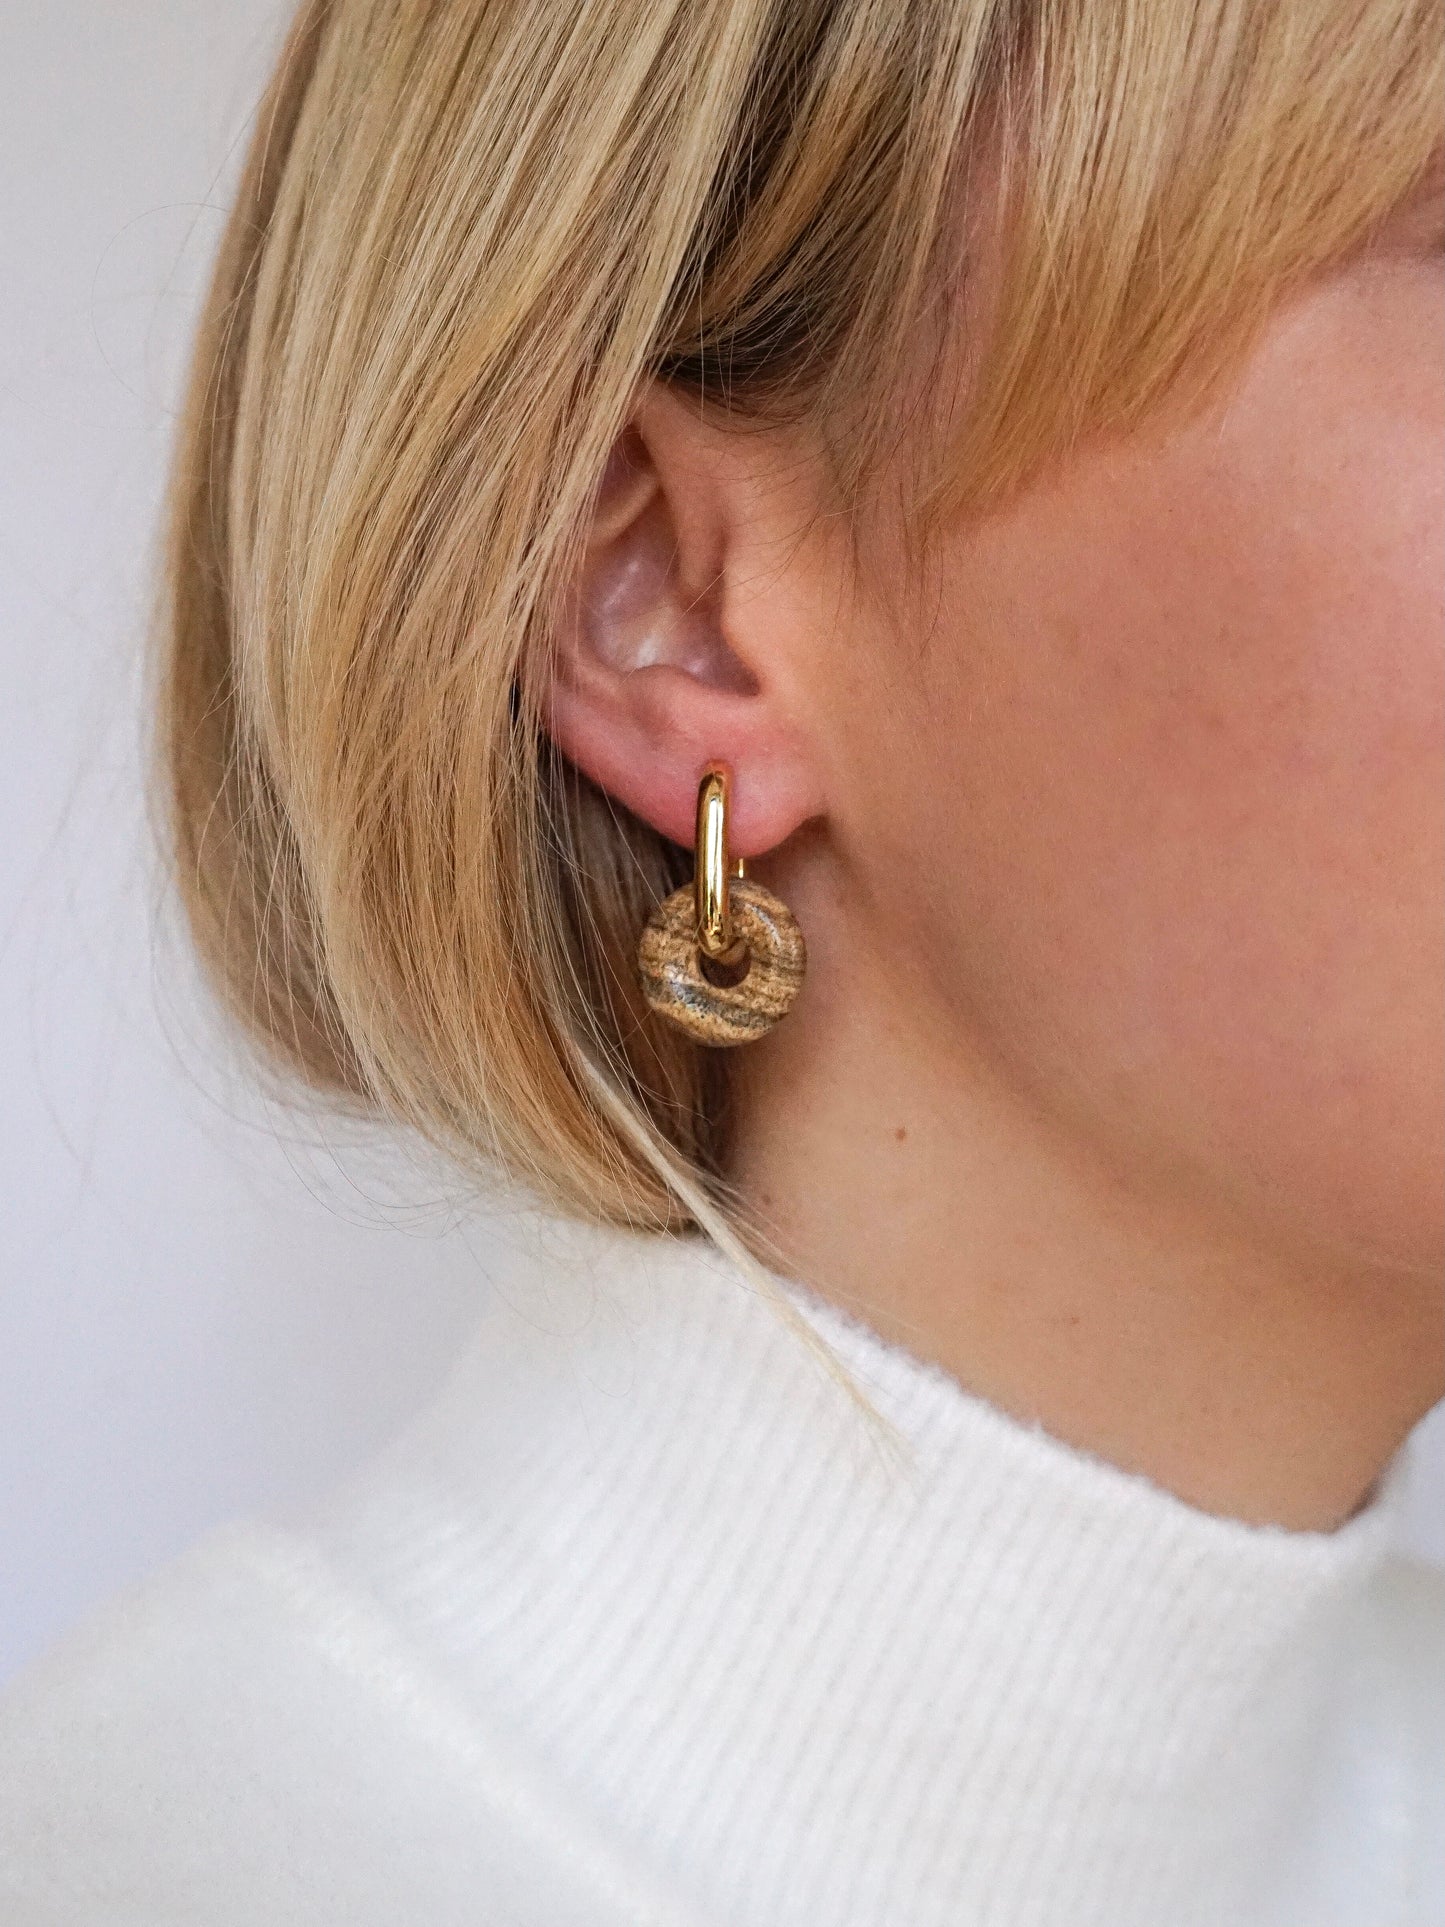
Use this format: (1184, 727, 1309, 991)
(638, 768, 806, 1047)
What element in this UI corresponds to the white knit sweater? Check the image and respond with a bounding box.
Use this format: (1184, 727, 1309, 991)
(1, 1217, 1442, 1926)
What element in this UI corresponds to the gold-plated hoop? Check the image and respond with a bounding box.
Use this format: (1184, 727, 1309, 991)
(638, 768, 806, 1047)
(694, 769, 746, 967)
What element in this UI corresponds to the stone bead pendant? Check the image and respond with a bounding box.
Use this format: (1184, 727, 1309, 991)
(639, 878, 806, 1047)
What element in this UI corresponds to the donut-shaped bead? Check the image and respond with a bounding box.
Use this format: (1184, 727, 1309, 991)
(638, 878, 806, 1047)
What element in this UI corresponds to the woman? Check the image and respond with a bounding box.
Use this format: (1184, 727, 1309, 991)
(1, 0, 1441, 1920)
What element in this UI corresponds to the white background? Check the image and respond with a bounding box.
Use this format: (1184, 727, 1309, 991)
(1, 1, 1440, 1686)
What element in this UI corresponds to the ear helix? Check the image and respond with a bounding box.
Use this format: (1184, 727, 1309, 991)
(638, 767, 806, 1047)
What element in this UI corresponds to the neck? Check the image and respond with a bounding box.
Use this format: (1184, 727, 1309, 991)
(729, 902, 1442, 1533)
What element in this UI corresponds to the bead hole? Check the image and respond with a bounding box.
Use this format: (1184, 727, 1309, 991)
(698, 944, 751, 990)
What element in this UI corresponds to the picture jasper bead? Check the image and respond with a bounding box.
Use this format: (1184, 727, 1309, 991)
(638, 878, 806, 1047)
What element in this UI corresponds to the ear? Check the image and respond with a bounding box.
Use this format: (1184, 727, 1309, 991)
(545, 384, 825, 855)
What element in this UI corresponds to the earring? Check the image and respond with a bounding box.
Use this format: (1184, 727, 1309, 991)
(638, 767, 806, 1047)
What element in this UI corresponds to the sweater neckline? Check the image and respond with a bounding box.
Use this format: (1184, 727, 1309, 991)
(772, 1241, 1399, 1569)
(310, 1212, 1410, 1926)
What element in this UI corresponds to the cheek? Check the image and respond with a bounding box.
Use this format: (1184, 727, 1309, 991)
(901, 292, 1445, 1271)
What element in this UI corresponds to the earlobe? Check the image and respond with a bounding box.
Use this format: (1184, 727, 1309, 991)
(545, 389, 824, 856)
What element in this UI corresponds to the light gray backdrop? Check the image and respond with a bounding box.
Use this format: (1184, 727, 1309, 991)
(1, 1, 1440, 1685)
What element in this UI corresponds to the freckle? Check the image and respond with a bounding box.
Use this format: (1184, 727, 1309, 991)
(894, 1125, 908, 1142)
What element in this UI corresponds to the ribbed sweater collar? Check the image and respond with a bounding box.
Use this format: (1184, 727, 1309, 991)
(310, 1215, 1410, 1927)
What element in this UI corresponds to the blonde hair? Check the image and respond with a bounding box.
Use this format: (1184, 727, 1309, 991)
(165, 0, 1441, 1240)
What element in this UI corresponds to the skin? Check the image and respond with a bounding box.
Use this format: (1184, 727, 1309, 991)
(549, 166, 1444, 1532)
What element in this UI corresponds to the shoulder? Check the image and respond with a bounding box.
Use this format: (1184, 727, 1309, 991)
(1373, 1551, 1445, 1738)
(1368, 1554, 1445, 1909)
(0, 1223, 753, 1927)
(0, 1524, 686, 1927)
